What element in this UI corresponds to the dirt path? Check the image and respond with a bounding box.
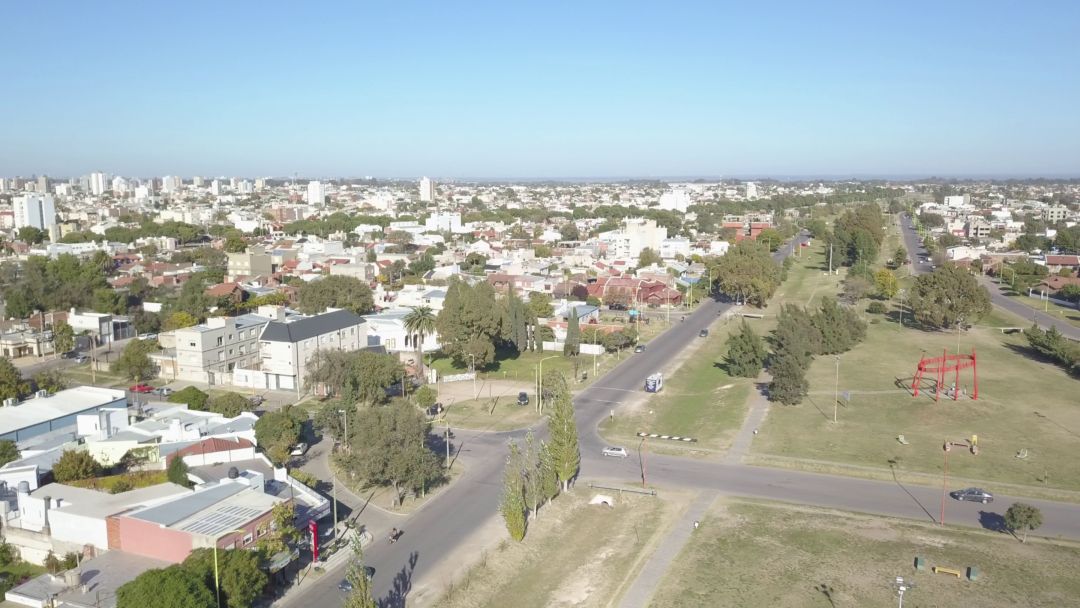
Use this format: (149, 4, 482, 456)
(435, 378, 532, 403)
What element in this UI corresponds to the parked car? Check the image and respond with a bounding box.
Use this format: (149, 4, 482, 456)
(151, 387, 173, 397)
(338, 579, 353, 592)
(138, 333, 158, 341)
(634, 344, 646, 353)
(290, 443, 309, 456)
(60, 351, 77, 359)
(950, 487, 993, 503)
(129, 384, 154, 394)
(73, 355, 88, 364)
(698, 329, 709, 338)
(602, 446, 628, 458)
(517, 391, 529, 406)
(247, 395, 265, 407)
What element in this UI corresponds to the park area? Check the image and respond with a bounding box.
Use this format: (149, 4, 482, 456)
(431, 489, 684, 608)
(750, 295, 1080, 497)
(650, 499, 1080, 608)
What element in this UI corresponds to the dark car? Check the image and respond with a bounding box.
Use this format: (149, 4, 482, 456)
(634, 344, 646, 353)
(60, 351, 77, 359)
(950, 487, 993, 504)
(517, 392, 529, 406)
(698, 329, 709, 338)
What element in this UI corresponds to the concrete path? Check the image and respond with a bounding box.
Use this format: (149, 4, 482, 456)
(723, 372, 772, 465)
(618, 491, 718, 608)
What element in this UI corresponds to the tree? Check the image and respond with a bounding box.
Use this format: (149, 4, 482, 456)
(223, 234, 247, 253)
(164, 311, 199, 331)
(183, 548, 265, 608)
(756, 228, 782, 251)
(52, 321, 75, 354)
(841, 276, 873, 303)
(544, 372, 579, 491)
(337, 400, 442, 506)
(207, 392, 250, 417)
(918, 212, 944, 228)
(296, 275, 375, 315)
(563, 310, 580, 357)
(811, 297, 866, 355)
(724, 321, 767, 378)
(116, 565, 215, 608)
(258, 502, 301, 555)
(92, 287, 127, 314)
(710, 241, 781, 306)
(500, 442, 527, 541)
(110, 339, 158, 381)
(538, 440, 559, 503)
(0, 358, 29, 402)
(435, 279, 503, 368)
(522, 432, 544, 520)
(874, 269, 899, 299)
(768, 352, 809, 406)
(1004, 502, 1043, 543)
(168, 386, 210, 411)
(403, 306, 437, 378)
(891, 247, 908, 268)
(0, 440, 18, 467)
(32, 370, 67, 394)
(343, 531, 377, 608)
(908, 265, 992, 329)
(637, 247, 662, 268)
(53, 449, 102, 482)
(527, 292, 554, 318)
(558, 222, 580, 242)
(254, 405, 305, 465)
(18, 226, 45, 244)
(167, 455, 192, 488)
(772, 304, 822, 369)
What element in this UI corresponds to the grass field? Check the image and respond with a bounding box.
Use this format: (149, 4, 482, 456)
(61, 363, 130, 388)
(651, 499, 1080, 608)
(432, 489, 682, 608)
(753, 262, 1080, 494)
(1003, 291, 1080, 328)
(440, 396, 542, 432)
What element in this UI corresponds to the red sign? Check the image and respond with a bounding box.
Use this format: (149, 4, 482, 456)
(309, 520, 318, 562)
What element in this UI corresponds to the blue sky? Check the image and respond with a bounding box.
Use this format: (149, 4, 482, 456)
(2, 1, 1079, 178)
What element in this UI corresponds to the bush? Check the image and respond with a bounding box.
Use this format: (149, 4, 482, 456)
(867, 301, 886, 314)
(291, 470, 318, 489)
(110, 477, 135, 494)
(168, 386, 209, 411)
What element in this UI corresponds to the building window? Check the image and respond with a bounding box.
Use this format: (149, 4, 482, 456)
(243, 533, 253, 545)
(228, 349, 233, 355)
(217, 337, 223, 346)
(228, 334, 233, 341)
(239, 345, 246, 354)
(188, 342, 196, 347)
(218, 351, 225, 361)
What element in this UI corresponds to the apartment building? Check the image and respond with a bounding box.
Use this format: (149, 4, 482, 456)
(171, 309, 278, 385)
(257, 309, 367, 393)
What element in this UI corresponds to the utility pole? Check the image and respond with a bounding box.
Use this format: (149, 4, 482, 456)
(828, 241, 833, 275)
(833, 356, 840, 423)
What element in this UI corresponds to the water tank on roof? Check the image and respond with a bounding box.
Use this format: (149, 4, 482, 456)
(17, 481, 30, 494)
(227, 467, 240, 479)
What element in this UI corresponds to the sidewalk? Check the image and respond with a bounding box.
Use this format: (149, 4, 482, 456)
(617, 491, 717, 608)
(723, 372, 771, 465)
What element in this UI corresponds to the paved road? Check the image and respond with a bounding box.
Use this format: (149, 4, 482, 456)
(898, 214, 1080, 340)
(290, 233, 1080, 607)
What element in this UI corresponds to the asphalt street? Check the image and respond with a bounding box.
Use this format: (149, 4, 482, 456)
(290, 232, 1080, 608)
(898, 213, 1080, 340)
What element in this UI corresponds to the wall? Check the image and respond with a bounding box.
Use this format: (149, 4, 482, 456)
(49, 510, 108, 551)
(181, 446, 256, 468)
(0, 465, 40, 492)
(111, 515, 193, 563)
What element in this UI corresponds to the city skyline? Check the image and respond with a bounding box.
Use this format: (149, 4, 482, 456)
(2, 1, 1079, 177)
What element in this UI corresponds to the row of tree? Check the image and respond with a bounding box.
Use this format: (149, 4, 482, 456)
(0, 357, 67, 402)
(501, 371, 580, 540)
(436, 279, 549, 369)
(768, 299, 868, 405)
(708, 240, 782, 306)
(1024, 325, 1080, 376)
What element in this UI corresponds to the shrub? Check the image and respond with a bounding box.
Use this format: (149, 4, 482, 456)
(867, 301, 886, 314)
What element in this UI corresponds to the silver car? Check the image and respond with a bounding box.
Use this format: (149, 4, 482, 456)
(602, 446, 628, 458)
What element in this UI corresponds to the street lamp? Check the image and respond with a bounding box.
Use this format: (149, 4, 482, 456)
(833, 355, 840, 423)
(467, 354, 478, 399)
(897, 289, 907, 327)
(536, 355, 560, 414)
(213, 528, 249, 608)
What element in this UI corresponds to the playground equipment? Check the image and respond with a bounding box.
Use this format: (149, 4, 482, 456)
(912, 348, 978, 402)
(932, 566, 962, 578)
(944, 435, 979, 456)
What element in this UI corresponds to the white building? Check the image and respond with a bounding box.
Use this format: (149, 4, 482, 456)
(111, 176, 129, 194)
(745, 182, 759, 200)
(211, 179, 222, 196)
(89, 172, 107, 196)
(598, 218, 668, 260)
(306, 180, 325, 206)
(162, 175, 181, 193)
(659, 237, 691, 259)
(362, 309, 442, 359)
(0, 386, 126, 446)
(254, 309, 368, 393)
(419, 177, 435, 202)
(943, 194, 971, 208)
(425, 212, 463, 233)
(193, 176, 204, 187)
(658, 189, 690, 213)
(170, 311, 275, 385)
(13, 194, 56, 230)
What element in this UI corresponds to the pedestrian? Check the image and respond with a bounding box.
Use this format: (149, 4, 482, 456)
(693, 520, 699, 530)
(389, 527, 398, 544)
(753, 428, 758, 435)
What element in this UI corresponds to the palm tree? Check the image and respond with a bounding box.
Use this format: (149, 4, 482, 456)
(403, 306, 437, 380)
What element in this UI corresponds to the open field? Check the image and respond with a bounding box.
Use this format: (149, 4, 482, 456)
(440, 395, 542, 432)
(651, 499, 1080, 608)
(60, 363, 130, 388)
(432, 489, 683, 608)
(754, 282, 1080, 494)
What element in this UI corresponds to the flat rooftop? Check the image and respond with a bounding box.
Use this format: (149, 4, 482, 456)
(127, 478, 281, 538)
(0, 386, 125, 438)
(4, 550, 169, 608)
(28, 481, 190, 520)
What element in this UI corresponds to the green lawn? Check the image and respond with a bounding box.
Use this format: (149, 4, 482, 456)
(1002, 291, 1080, 329)
(652, 499, 1080, 608)
(753, 298, 1080, 494)
(440, 396, 542, 432)
(69, 470, 169, 493)
(61, 364, 129, 388)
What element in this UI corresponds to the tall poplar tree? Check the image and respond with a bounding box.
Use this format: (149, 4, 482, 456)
(500, 442, 527, 541)
(545, 372, 580, 491)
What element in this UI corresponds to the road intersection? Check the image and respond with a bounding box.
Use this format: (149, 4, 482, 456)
(285, 231, 1080, 608)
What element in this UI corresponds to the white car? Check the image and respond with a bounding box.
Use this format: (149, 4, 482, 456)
(602, 446, 628, 458)
(290, 443, 309, 456)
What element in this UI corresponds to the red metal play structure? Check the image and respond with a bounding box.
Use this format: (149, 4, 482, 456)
(912, 349, 978, 401)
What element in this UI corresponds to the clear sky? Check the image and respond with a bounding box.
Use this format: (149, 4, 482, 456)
(2, 1, 1079, 179)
